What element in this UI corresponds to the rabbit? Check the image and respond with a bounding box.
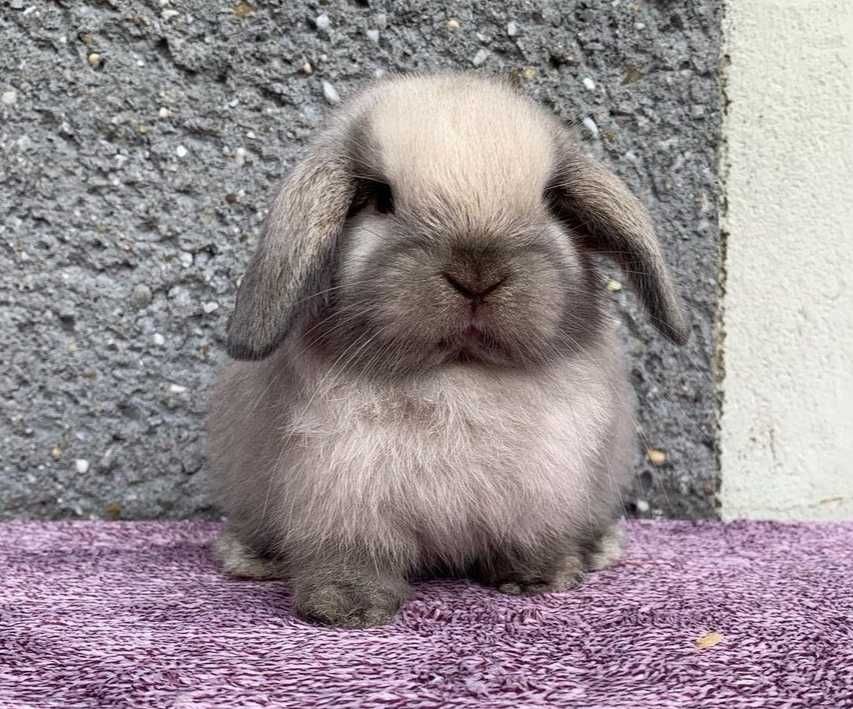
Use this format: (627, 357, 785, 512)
(207, 73, 687, 628)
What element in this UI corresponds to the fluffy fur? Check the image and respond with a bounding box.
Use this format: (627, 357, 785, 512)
(208, 73, 686, 628)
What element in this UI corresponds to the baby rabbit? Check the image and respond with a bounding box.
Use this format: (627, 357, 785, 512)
(208, 73, 687, 628)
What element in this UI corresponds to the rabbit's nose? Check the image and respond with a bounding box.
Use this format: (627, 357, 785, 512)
(441, 271, 507, 302)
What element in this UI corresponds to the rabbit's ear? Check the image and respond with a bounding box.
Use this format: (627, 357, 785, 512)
(547, 146, 688, 345)
(226, 138, 356, 361)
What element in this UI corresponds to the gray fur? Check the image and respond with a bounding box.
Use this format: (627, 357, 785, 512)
(548, 143, 689, 344)
(208, 73, 685, 627)
(225, 142, 354, 361)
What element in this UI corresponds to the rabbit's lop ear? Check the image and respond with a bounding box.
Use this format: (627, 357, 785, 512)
(548, 145, 689, 345)
(226, 136, 356, 361)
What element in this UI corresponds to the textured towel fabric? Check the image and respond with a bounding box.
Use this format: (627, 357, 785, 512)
(0, 521, 851, 709)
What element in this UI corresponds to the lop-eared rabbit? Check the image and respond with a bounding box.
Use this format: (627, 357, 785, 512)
(208, 73, 687, 628)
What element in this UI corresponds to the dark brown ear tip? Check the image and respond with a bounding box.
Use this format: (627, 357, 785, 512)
(668, 327, 690, 346)
(225, 327, 279, 361)
(663, 314, 690, 346)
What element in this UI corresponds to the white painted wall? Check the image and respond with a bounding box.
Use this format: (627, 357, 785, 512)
(720, 0, 853, 520)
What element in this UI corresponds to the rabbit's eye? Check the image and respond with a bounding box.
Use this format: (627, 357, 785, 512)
(348, 180, 395, 217)
(371, 181, 395, 215)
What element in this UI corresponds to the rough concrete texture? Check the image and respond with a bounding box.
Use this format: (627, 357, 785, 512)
(0, 1, 721, 520)
(720, 1, 853, 520)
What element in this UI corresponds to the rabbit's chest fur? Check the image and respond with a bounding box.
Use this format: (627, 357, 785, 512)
(275, 342, 632, 565)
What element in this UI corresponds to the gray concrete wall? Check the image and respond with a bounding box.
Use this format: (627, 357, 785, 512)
(0, 1, 722, 520)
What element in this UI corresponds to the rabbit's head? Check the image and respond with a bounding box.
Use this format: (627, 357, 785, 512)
(226, 74, 687, 373)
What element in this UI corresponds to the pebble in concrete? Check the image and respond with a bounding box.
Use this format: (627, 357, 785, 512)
(472, 49, 489, 67)
(582, 116, 599, 138)
(322, 80, 341, 105)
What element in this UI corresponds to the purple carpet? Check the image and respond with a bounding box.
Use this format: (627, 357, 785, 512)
(1, 521, 851, 708)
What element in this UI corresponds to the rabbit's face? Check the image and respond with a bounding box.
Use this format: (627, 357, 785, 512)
(325, 202, 601, 374)
(308, 81, 605, 374)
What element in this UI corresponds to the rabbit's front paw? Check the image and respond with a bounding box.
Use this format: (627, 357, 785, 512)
(294, 575, 409, 628)
(495, 555, 585, 595)
(475, 549, 585, 595)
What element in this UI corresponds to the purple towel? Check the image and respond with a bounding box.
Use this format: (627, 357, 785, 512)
(1, 520, 851, 708)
